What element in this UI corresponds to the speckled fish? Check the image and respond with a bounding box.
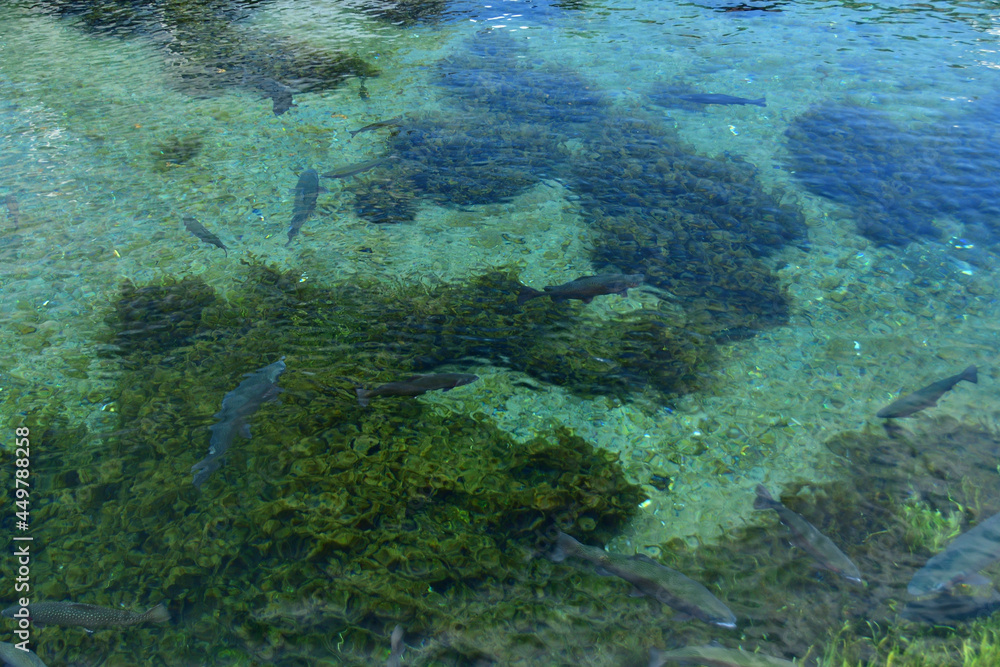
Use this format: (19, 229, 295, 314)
(1, 602, 169, 631)
(550, 531, 737, 629)
(677, 93, 766, 107)
(356, 373, 478, 407)
(286, 169, 324, 246)
(908, 509, 1000, 596)
(321, 156, 398, 179)
(4, 194, 19, 230)
(0, 641, 48, 667)
(902, 589, 1000, 625)
(517, 274, 644, 305)
(650, 644, 796, 667)
(183, 216, 228, 256)
(192, 357, 286, 488)
(876, 365, 977, 418)
(754, 485, 863, 585)
(386, 624, 405, 667)
(349, 116, 403, 138)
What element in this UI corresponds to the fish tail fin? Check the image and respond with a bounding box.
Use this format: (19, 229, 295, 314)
(753, 484, 776, 509)
(962, 365, 978, 384)
(755, 98, 767, 107)
(356, 387, 371, 407)
(517, 286, 543, 305)
(144, 603, 171, 624)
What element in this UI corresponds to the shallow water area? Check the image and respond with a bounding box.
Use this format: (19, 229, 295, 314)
(3, 0, 1000, 665)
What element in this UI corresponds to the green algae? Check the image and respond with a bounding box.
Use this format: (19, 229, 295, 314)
(104, 275, 218, 359)
(39, 0, 380, 103)
(24, 259, 657, 665)
(152, 134, 204, 171)
(27, 263, 1000, 665)
(358, 29, 803, 344)
(628, 418, 1000, 667)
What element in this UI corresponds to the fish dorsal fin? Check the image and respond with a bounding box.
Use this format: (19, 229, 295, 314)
(629, 553, 660, 565)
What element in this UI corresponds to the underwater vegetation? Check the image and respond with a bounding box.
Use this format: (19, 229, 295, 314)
(105, 275, 217, 360)
(651, 416, 1000, 666)
(64, 276, 1000, 667)
(348, 29, 803, 343)
(234, 263, 712, 399)
(785, 100, 1000, 248)
(30, 0, 380, 106)
(377, 119, 561, 212)
(569, 114, 806, 336)
(152, 134, 204, 171)
(27, 261, 659, 665)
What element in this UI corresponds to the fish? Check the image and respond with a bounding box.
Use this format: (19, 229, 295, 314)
(356, 373, 479, 407)
(386, 624, 405, 667)
(720, 3, 783, 12)
(754, 485, 863, 585)
(876, 365, 977, 418)
(349, 116, 403, 138)
(359, 78, 370, 100)
(321, 156, 398, 179)
(550, 531, 737, 629)
(252, 76, 296, 116)
(677, 93, 766, 107)
(5, 194, 19, 230)
(908, 509, 1000, 596)
(182, 216, 229, 256)
(649, 644, 796, 667)
(286, 170, 324, 246)
(517, 274, 644, 305)
(191, 357, 286, 488)
(0, 641, 48, 667)
(1, 602, 169, 631)
(901, 589, 1000, 625)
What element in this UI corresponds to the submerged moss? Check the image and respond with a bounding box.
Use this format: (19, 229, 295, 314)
(152, 134, 204, 171)
(104, 275, 218, 358)
(355, 29, 803, 343)
(31, 260, 651, 665)
(639, 418, 1000, 667)
(39, 0, 380, 104)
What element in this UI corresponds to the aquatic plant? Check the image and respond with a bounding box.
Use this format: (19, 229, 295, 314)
(635, 418, 1000, 667)
(34, 0, 380, 103)
(104, 275, 218, 359)
(786, 100, 1000, 248)
(30, 260, 653, 665)
(152, 134, 204, 171)
(351, 28, 802, 350)
(570, 113, 805, 336)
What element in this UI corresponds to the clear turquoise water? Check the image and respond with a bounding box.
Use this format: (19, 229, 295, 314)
(2, 0, 1000, 665)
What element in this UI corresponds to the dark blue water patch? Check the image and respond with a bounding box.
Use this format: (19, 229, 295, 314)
(785, 100, 1000, 247)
